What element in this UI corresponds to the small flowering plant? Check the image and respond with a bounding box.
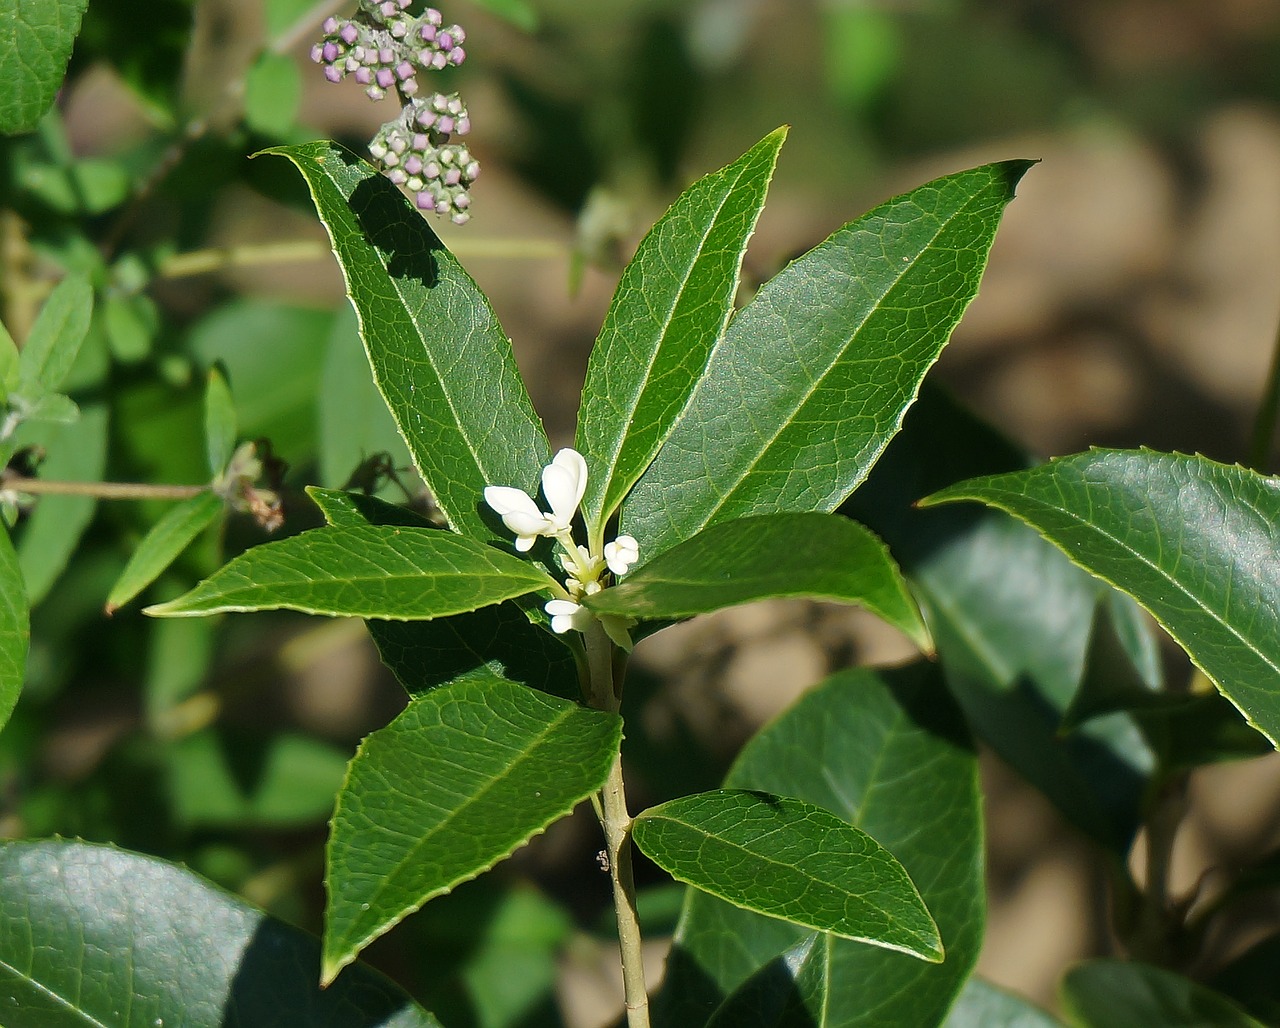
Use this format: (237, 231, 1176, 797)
(146, 118, 1022, 1017)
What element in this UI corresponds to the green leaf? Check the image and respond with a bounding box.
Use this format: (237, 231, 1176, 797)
(264, 141, 551, 541)
(845, 385, 1156, 851)
(0, 528, 27, 733)
(634, 789, 941, 960)
(14, 391, 78, 425)
(623, 160, 1032, 560)
(323, 674, 621, 983)
(0, 319, 18, 390)
(942, 977, 1064, 1027)
(308, 487, 580, 699)
(105, 491, 224, 614)
(585, 512, 928, 649)
(204, 363, 238, 476)
(14, 402, 108, 605)
(471, 0, 537, 31)
(103, 290, 159, 362)
(0, 0, 91, 135)
(168, 729, 348, 828)
(924, 450, 1280, 747)
(145, 524, 552, 620)
(244, 51, 301, 136)
(0, 839, 444, 1026)
(654, 663, 983, 1027)
(576, 128, 786, 534)
(16, 273, 92, 394)
(1061, 960, 1264, 1028)
(703, 934, 830, 1027)
(318, 306, 416, 493)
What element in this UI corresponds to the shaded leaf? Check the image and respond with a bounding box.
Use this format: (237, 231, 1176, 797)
(1211, 934, 1280, 1024)
(0, 528, 27, 732)
(106, 491, 223, 613)
(323, 674, 621, 983)
(942, 977, 1063, 1027)
(925, 450, 1280, 746)
(634, 790, 941, 960)
(704, 934, 828, 1027)
(0, 0, 91, 134)
(624, 160, 1032, 560)
(654, 663, 982, 1027)
(845, 385, 1155, 851)
(576, 128, 785, 533)
(1061, 959, 1263, 1028)
(0, 839, 442, 1026)
(264, 141, 551, 541)
(585, 512, 927, 649)
(244, 51, 301, 136)
(146, 524, 552, 620)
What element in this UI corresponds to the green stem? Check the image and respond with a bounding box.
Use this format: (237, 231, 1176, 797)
(585, 620, 650, 1028)
(1247, 303, 1280, 471)
(1, 472, 206, 501)
(1126, 774, 1189, 965)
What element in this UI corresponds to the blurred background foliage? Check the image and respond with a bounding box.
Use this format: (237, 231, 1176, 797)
(4, 1, 1280, 1023)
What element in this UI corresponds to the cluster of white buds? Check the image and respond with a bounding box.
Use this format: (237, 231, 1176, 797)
(484, 449, 639, 647)
(311, 2, 477, 224)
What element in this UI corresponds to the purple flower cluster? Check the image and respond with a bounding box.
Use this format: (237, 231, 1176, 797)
(310, 2, 477, 223)
(370, 94, 479, 224)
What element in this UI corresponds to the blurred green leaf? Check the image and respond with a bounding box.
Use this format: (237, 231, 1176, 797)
(12, 391, 78, 425)
(634, 790, 941, 960)
(821, 6, 901, 108)
(14, 402, 108, 605)
(1062, 959, 1263, 1028)
(186, 299, 333, 461)
(318, 306, 415, 492)
(0, 839, 444, 1025)
(0, 528, 27, 732)
(204, 364, 238, 476)
(168, 729, 348, 827)
(470, 0, 537, 31)
(105, 490, 223, 613)
(323, 674, 622, 983)
(144, 615, 215, 719)
(103, 290, 159, 363)
(14, 155, 132, 213)
(926, 451, 1280, 747)
(147, 524, 552, 619)
(576, 128, 785, 533)
(16, 273, 92, 394)
(846, 386, 1156, 851)
(586, 512, 927, 649)
(265, 141, 551, 542)
(0, 319, 18, 390)
(655, 663, 982, 1027)
(943, 977, 1064, 1027)
(244, 51, 301, 137)
(624, 160, 1031, 560)
(0, 0, 91, 134)
(264, 0, 317, 36)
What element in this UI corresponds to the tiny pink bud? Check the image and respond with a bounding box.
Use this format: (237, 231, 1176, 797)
(367, 85, 386, 100)
(437, 115, 455, 134)
(322, 41, 340, 62)
(391, 20, 407, 38)
(339, 22, 358, 44)
(452, 211, 470, 225)
(416, 191, 433, 209)
(387, 168, 408, 184)
(380, 1, 396, 17)
(438, 32, 454, 49)
(425, 8, 443, 26)
(383, 150, 400, 166)
(324, 65, 343, 83)
(375, 67, 395, 88)
(424, 161, 440, 179)
(389, 134, 407, 153)
(435, 198, 450, 214)
(456, 116, 471, 135)
(412, 132, 430, 150)
(354, 67, 372, 84)
(378, 47, 394, 64)
(450, 26, 466, 44)
(322, 16, 339, 33)
(310, 44, 323, 63)
(443, 167, 461, 186)
(402, 78, 419, 96)
(395, 60, 414, 80)
(464, 161, 480, 180)
(417, 110, 437, 129)
(448, 47, 465, 65)
(404, 155, 424, 175)
(419, 24, 436, 43)
(454, 192, 470, 209)
(431, 52, 447, 69)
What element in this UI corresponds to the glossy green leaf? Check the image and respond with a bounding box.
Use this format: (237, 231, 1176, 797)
(0, 0, 91, 134)
(703, 934, 829, 1027)
(308, 486, 580, 699)
(265, 141, 551, 541)
(576, 128, 785, 533)
(654, 663, 983, 1027)
(623, 160, 1031, 560)
(585, 512, 927, 649)
(845, 386, 1155, 851)
(105, 491, 224, 614)
(942, 977, 1064, 1027)
(323, 674, 621, 983)
(635, 790, 941, 960)
(14, 402, 108, 605)
(1061, 960, 1264, 1028)
(0, 528, 27, 732)
(0, 839, 443, 1026)
(16, 273, 92, 393)
(204, 364, 238, 475)
(244, 51, 301, 136)
(146, 524, 552, 620)
(925, 450, 1280, 747)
